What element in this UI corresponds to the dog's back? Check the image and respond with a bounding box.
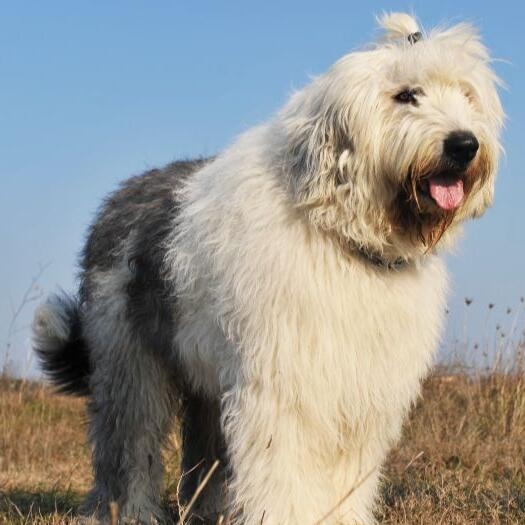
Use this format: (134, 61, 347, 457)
(33, 159, 207, 396)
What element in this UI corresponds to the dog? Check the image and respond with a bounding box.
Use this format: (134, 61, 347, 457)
(32, 12, 503, 525)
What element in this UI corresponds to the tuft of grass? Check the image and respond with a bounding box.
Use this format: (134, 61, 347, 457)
(0, 489, 82, 525)
(0, 376, 89, 524)
(0, 376, 91, 494)
(0, 365, 524, 524)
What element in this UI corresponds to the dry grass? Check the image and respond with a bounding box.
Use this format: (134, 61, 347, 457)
(378, 370, 525, 524)
(0, 376, 88, 524)
(0, 365, 524, 524)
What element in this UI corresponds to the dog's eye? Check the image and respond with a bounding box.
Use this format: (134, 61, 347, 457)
(393, 88, 424, 105)
(394, 89, 416, 104)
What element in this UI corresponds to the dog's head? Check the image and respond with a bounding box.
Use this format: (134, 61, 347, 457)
(281, 13, 504, 263)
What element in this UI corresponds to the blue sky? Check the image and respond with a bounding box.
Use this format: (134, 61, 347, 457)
(2, 1, 524, 375)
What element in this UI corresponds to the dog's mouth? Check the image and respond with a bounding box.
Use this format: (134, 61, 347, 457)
(417, 172, 465, 211)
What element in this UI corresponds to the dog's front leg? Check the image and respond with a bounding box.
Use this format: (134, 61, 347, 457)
(220, 380, 341, 525)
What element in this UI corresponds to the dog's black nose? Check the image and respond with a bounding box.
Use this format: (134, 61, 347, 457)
(444, 131, 479, 165)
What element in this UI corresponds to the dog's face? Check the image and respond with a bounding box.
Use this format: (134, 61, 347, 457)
(282, 13, 504, 261)
(379, 24, 503, 250)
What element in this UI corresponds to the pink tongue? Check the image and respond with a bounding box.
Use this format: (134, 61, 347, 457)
(428, 175, 464, 211)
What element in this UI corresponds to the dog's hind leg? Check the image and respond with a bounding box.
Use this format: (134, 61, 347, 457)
(178, 395, 228, 524)
(82, 304, 175, 524)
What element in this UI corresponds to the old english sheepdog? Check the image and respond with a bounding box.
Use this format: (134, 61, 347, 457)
(32, 12, 503, 525)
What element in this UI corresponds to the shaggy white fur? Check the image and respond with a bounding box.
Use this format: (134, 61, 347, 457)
(33, 12, 503, 525)
(168, 13, 502, 524)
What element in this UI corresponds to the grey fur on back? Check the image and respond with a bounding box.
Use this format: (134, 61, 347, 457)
(80, 158, 208, 362)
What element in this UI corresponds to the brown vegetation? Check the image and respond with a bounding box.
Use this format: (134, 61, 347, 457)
(0, 365, 523, 524)
(378, 369, 525, 524)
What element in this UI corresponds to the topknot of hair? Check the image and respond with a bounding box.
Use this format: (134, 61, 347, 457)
(377, 12, 421, 42)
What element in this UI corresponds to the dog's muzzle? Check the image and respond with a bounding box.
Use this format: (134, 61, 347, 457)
(415, 131, 478, 212)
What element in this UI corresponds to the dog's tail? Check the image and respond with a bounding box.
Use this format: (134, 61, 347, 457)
(32, 292, 91, 396)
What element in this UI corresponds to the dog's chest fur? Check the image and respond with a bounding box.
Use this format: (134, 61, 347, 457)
(169, 129, 448, 442)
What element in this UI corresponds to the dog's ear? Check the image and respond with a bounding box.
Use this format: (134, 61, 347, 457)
(282, 94, 354, 205)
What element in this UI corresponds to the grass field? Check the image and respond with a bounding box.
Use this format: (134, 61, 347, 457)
(0, 362, 524, 524)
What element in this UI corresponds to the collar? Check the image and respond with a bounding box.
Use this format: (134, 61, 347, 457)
(354, 246, 410, 271)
